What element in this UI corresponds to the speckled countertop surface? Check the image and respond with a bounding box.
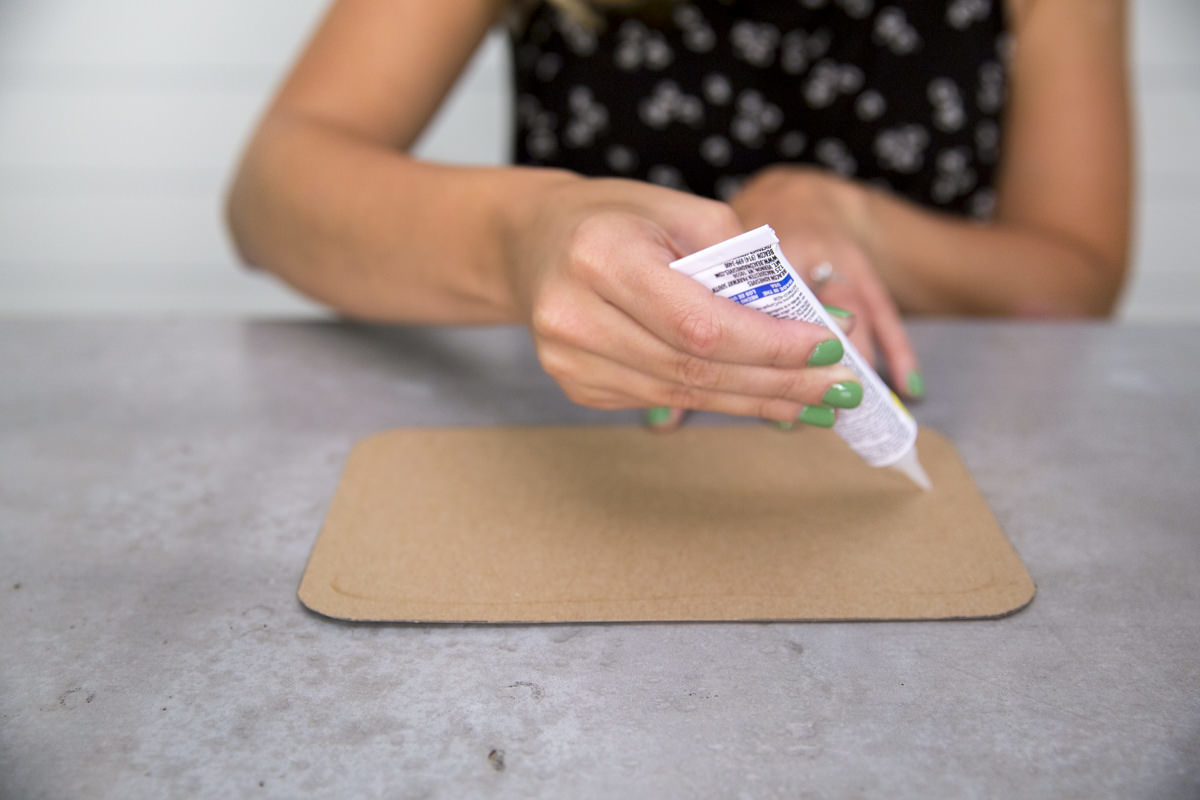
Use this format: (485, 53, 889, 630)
(1, 319, 1197, 799)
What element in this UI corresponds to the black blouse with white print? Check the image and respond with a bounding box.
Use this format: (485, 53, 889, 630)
(510, 0, 1009, 219)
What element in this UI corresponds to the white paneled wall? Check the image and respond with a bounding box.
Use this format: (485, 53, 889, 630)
(0, 1, 509, 314)
(1127, 0, 1200, 320)
(0, 1, 1196, 318)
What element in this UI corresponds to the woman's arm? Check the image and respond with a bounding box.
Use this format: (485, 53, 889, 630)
(226, 0, 859, 424)
(865, 0, 1132, 317)
(227, 0, 542, 322)
(731, 0, 1131, 393)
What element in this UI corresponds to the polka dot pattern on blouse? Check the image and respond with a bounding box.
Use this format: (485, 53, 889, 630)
(509, 0, 1010, 218)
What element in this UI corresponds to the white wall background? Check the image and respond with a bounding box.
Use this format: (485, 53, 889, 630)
(0, 1, 1196, 319)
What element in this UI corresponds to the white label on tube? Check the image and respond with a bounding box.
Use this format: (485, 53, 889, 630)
(670, 225, 918, 468)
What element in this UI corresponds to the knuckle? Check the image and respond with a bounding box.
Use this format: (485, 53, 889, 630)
(673, 351, 723, 390)
(529, 299, 574, 343)
(560, 383, 598, 408)
(672, 307, 724, 356)
(748, 169, 787, 199)
(761, 330, 792, 368)
(841, 243, 871, 270)
(535, 342, 571, 379)
(591, 395, 628, 411)
(774, 368, 808, 401)
(564, 249, 601, 287)
(699, 200, 742, 238)
(558, 378, 619, 410)
(564, 213, 620, 281)
(754, 396, 782, 421)
(664, 384, 703, 411)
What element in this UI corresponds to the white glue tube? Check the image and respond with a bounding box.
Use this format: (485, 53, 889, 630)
(669, 225, 931, 490)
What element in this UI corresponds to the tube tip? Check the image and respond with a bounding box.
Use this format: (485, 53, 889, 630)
(890, 447, 932, 491)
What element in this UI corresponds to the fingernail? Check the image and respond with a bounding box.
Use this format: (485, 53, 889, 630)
(645, 406, 673, 427)
(906, 370, 926, 399)
(823, 304, 853, 319)
(773, 420, 794, 431)
(807, 339, 844, 366)
(822, 381, 863, 409)
(797, 405, 836, 428)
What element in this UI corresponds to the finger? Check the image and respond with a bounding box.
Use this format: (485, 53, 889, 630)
(579, 229, 838, 369)
(850, 266, 922, 399)
(644, 406, 687, 432)
(818, 283, 877, 366)
(577, 181, 745, 256)
(823, 304, 856, 336)
(653, 194, 747, 256)
(544, 343, 860, 422)
(540, 297, 858, 405)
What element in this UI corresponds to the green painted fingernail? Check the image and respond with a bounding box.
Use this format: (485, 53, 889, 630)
(773, 420, 794, 431)
(823, 304, 853, 319)
(645, 406, 673, 426)
(822, 381, 863, 409)
(906, 370, 926, 399)
(797, 405, 836, 428)
(807, 339, 844, 366)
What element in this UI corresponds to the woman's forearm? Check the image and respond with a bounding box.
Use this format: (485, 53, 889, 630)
(867, 0, 1131, 318)
(226, 111, 574, 323)
(864, 189, 1129, 317)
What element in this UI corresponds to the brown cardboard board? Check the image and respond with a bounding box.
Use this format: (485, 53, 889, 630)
(298, 426, 1035, 623)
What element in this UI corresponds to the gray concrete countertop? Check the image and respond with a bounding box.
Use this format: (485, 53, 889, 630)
(1, 318, 1197, 799)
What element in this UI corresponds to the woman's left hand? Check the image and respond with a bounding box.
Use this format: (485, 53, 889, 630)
(729, 165, 924, 400)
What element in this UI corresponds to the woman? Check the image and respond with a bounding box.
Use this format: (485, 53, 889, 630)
(227, 0, 1130, 430)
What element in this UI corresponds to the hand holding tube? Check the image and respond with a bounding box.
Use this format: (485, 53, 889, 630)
(501, 176, 860, 424)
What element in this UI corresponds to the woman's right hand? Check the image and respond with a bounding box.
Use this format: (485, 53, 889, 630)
(501, 175, 859, 428)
